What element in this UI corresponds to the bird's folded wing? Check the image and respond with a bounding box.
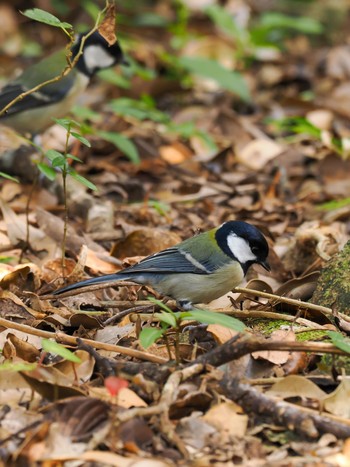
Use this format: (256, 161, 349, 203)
(0, 77, 73, 116)
(121, 247, 214, 275)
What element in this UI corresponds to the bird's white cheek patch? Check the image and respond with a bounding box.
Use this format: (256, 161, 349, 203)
(84, 45, 116, 72)
(227, 234, 257, 263)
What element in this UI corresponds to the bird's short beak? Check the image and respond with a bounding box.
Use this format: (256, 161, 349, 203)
(260, 259, 271, 272)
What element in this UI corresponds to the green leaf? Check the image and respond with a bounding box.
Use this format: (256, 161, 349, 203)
(98, 131, 140, 164)
(109, 98, 168, 123)
(0, 172, 19, 183)
(147, 200, 171, 217)
(98, 68, 131, 89)
(179, 57, 250, 102)
(66, 153, 83, 163)
(53, 118, 73, 130)
(0, 256, 16, 264)
(154, 311, 178, 328)
(46, 149, 63, 161)
(52, 155, 67, 168)
(260, 12, 323, 35)
(71, 132, 91, 147)
(37, 163, 57, 181)
(71, 105, 102, 123)
(22, 8, 72, 29)
(206, 4, 246, 41)
(41, 339, 81, 362)
(147, 296, 174, 313)
(139, 327, 166, 349)
(182, 309, 246, 332)
(328, 331, 350, 354)
(318, 198, 350, 211)
(0, 361, 37, 372)
(69, 171, 97, 191)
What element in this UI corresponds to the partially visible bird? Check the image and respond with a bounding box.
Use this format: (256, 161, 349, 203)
(54, 221, 270, 309)
(0, 31, 125, 133)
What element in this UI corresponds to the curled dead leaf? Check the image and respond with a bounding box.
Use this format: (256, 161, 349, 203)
(98, 3, 117, 45)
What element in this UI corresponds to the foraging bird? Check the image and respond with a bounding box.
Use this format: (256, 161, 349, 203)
(54, 221, 270, 309)
(0, 31, 125, 133)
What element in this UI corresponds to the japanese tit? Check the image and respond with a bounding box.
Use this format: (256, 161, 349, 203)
(0, 31, 125, 133)
(54, 221, 270, 309)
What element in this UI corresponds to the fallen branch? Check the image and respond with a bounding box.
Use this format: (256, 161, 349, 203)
(221, 376, 350, 439)
(193, 333, 345, 368)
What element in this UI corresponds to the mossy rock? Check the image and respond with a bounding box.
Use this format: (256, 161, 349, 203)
(311, 240, 350, 315)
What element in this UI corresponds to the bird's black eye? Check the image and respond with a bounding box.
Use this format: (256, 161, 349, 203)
(251, 246, 259, 254)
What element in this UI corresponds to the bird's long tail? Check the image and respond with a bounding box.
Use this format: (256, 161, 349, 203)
(53, 273, 131, 295)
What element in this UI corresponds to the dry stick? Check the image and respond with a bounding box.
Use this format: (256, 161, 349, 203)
(0, 316, 167, 364)
(194, 333, 345, 369)
(221, 377, 350, 439)
(100, 300, 152, 309)
(234, 286, 350, 322)
(104, 304, 154, 325)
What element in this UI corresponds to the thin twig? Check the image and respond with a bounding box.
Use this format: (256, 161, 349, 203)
(103, 304, 154, 325)
(0, 316, 167, 364)
(0, 8, 107, 118)
(234, 287, 350, 322)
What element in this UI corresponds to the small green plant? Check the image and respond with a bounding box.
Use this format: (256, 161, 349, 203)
(109, 96, 218, 153)
(41, 117, 96, 272)
(206, 4, 323, 58)
(41, 338, 82, 362)
(271, 116, 348, 158)
(139, 297, 245, 363)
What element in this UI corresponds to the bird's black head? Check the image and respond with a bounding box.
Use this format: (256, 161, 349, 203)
(215, 221, 270, 274)
(72, 31, 125, 77)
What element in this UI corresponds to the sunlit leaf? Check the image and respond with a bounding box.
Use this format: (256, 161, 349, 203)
(154, 311, 178, 328)
(318, 198, 350, 211)
(182, 309, 246, 332)
(139, 327, 166, 349)
(42, 339, 82, 362)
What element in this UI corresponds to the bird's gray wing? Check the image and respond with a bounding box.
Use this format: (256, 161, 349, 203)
(120, 248, 211, 275)
(0, 80, 73, 116)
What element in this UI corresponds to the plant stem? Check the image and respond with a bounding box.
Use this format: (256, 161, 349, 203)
(61, 125, 71, 276)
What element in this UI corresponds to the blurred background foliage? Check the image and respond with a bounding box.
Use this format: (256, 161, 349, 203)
(2, 0, 350, 164)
